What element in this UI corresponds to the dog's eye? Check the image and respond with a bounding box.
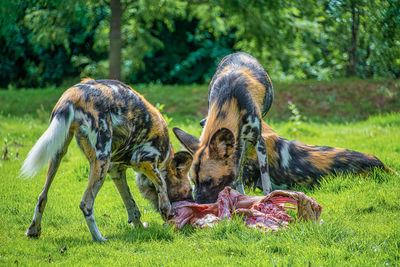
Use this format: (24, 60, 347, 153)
(202, 178, 213, 187)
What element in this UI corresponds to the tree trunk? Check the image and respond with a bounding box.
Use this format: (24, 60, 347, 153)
(347, 0, 360, 77)
(109, 0, 122, 80)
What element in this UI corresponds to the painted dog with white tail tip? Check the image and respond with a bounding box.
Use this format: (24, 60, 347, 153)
(21, 78, 193, 241)
(173, 52, 274, 204)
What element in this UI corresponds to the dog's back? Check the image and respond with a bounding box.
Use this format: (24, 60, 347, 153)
(201, 52, 274, 144)
(208, 52, 273, 119)
(52, 78, 170, 165)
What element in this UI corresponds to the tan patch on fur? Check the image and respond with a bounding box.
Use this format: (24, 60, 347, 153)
(76, 135, 96, 162)
(126, 109, 138, 121)
(93, 82, 115, 101)
(81, 77, 95, 83)
(261, 121, 280, 167)
(217, 66, 233, 78)
(148, 107, 168, 139)
(245, 122, 285, 168)
(240, 69, 265, 116)
(77, 101, 100, 128)
(211, 160, 235, 185)
(166, 168, 192, 202)
(307, 145, 346, 172)
(134, 162, 161, 186)
(193, 153, 235, 186)
(365, 153, 378, 160)
(236, 54, 272, 81)
(307, 150, 337, 172)
(57, 81, 107, 126)
(201, 100, 240, 145)
(52, 86, 84, 114)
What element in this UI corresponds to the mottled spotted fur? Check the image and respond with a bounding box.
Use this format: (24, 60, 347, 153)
(21, 79, 193, 241)
(225, 121, 395, 189)
(173, 52, 274, 203)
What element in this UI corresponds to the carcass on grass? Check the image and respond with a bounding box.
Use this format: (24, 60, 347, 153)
(169, 187, 322, 232)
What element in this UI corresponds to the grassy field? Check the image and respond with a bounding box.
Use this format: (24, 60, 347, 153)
(1, 80, 400, 266)
(1, 78, 399, 123)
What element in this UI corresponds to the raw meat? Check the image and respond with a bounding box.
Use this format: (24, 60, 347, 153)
(169, 187, 322, 232)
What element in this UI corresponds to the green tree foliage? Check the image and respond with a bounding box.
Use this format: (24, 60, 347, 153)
(0, 0, 399, 88)
(197, 0, 400, 80)
(86, 0, 234, 84)
(0, 0, 108, 87)
(129, 18, 235, 84)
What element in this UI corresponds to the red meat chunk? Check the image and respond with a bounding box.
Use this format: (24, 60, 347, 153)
(169, 187, 322, 232)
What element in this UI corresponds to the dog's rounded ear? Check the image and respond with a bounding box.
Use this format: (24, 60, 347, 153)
(209, 128, 235, 159)
(171, 151, 193, 177)
(173, 127, 200, 154)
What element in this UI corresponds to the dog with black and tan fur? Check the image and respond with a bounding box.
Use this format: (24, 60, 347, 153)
(173, 52, 274, 204)
(21, 79, 193, 241)
(236, 121, 396, 190)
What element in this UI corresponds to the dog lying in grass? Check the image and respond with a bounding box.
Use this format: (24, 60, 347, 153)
(244, 121, 396, 189)
(21, 78, 193, 241)
(174, 52, 274, 204)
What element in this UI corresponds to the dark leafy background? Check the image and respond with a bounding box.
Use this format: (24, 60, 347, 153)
(0, 0, 399, 88)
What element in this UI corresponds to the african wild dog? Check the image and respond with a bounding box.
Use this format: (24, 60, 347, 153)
(20, 78, 193, 242)
(241, 121, 396, 189)
(173, 52, 274, 204)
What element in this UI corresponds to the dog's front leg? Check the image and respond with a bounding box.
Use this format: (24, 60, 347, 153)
(256, 135, 272, 194)
(80, 158, 110, 242)
(136, 161, 172, 220)
(148, 164, 172, 220)
(109, 164, 143, 228)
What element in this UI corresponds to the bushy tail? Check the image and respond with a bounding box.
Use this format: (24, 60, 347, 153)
(20, 105, 74, 178)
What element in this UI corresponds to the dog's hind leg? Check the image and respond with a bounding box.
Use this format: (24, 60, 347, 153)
(78, 120, 112, 241)
(26, 131, 74, 238)
(80, 157, 110, 241)
(256, 135, 272, 194)
(109, 164, 142, 228)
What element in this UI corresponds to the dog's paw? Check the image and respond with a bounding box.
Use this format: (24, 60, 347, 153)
(26, 223, 41, 238)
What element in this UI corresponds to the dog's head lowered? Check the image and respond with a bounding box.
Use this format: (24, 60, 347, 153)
(173, 127, 236, 204)
(136, 151, 193, 212)
(165, 151, 194, 203)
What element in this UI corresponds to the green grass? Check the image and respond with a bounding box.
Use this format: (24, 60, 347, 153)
(1, 81, 400, 265)
(1, 78, 399, 123)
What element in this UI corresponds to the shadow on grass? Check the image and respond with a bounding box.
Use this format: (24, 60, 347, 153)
(109, 221, 176, 243)
(47, 224, 176, 247)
